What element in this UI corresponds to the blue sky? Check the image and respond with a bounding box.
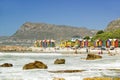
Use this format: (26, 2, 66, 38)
(0, 0, 120, 36)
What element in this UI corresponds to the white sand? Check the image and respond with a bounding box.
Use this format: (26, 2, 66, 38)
(30, 47, 120, 55)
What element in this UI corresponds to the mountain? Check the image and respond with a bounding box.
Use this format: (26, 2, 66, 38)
(0, 36, 9, 46)
(0, 36, 9, 41)
(11, 22, 97, 40)
(105, 18, 120, 31)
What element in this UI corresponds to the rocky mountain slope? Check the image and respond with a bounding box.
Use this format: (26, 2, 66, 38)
(11, 22, 97, 40)
(105, 18, 120, 31)
(0, 36, 9, 41)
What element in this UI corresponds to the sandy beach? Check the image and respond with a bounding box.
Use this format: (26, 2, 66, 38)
(30, 47, 120, 55)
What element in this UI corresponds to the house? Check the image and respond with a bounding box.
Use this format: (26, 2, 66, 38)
(71, 36, 83, 42)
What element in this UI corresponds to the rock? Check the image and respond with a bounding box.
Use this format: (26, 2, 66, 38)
(0, 63, 13, 67)
(54, 59, 65, 64)
(0, 46, 32, 52)
(83, 77, 114, 80)
(49, 70, 85, 73)
(23, 61, 48, 70)
(86, 53, 102, 60)
(113, 77, 120, 80)
(53, 77, 65, 80)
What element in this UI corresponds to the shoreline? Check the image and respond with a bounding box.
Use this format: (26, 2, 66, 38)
(0, 47, 120, 56)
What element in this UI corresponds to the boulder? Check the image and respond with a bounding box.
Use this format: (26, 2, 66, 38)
(23, 61, 48, 70)
(53, 77, 65, 80)
(0, 46, 32, 52)
(49, 70, 85, 73)
(0, 63, 13, 67)
(83, 77, 115, 80)
(86, 53, 102, 60)
(54, 59, 65, 64)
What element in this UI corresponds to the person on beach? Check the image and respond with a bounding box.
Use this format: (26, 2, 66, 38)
(107, 49, 115, 56)
(74, 48, 77, 54)
(98, 50, 103, 55)
(86, 48, 88, 53)
(98, 47, 103, 55)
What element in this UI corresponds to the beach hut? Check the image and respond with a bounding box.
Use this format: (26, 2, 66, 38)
(60, 40, 69, 48)
(51, 39, 55, 47)
(84, 40, 88, 47)
(59, 40, 65, 48)
(87, 40, 91, 47)
(66, 40, 72, 47)
(94, 39, 103, 47)
(81, 40, 85, 47)
(36, 40, 40, 47)
(42, 40, 47, 47)
(111, 39, 119, 48)
(111, 39, 115, 47)
(71, 41, 75, 47)
(106, 39, 111, 48)
(102, 41, 106, 47)
(115, 39, 119, 48)
(47, 40, 50, 47)
(98, 39, 102, 47)
(34, 41, 37, 47)
(38, 40, 42, 47)
(74, 39, 80, 47)
(34, 40, 42, 47)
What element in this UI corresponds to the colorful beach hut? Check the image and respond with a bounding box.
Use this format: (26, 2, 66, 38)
(87, 40, 91, 47)
(106, 39, 111, 48)
(106, 39, 119, 48)
(111, 39, 119, 48)
(94, 39, 103, 47)
(74, 39, 81, 47)
(84, 40, 89, 47)
(34, 39, 56, 48)
(50, 39, 55, 47)
(81, 40, 85, 47)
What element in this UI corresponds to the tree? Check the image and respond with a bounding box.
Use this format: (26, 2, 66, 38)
(83, 36, 90, 40)
(96, 30, 104, 35)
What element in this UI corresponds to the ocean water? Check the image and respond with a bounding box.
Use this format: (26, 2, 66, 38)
(0, 52, 120, 80)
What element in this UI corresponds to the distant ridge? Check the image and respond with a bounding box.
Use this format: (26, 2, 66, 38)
(0, 36, 9, 41)
(11, 22, 97, 40)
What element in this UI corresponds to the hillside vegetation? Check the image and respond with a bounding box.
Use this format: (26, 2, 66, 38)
(92, 29, 120, 41)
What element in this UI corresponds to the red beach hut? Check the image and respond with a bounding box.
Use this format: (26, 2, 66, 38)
(113, 39, 119, 48)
